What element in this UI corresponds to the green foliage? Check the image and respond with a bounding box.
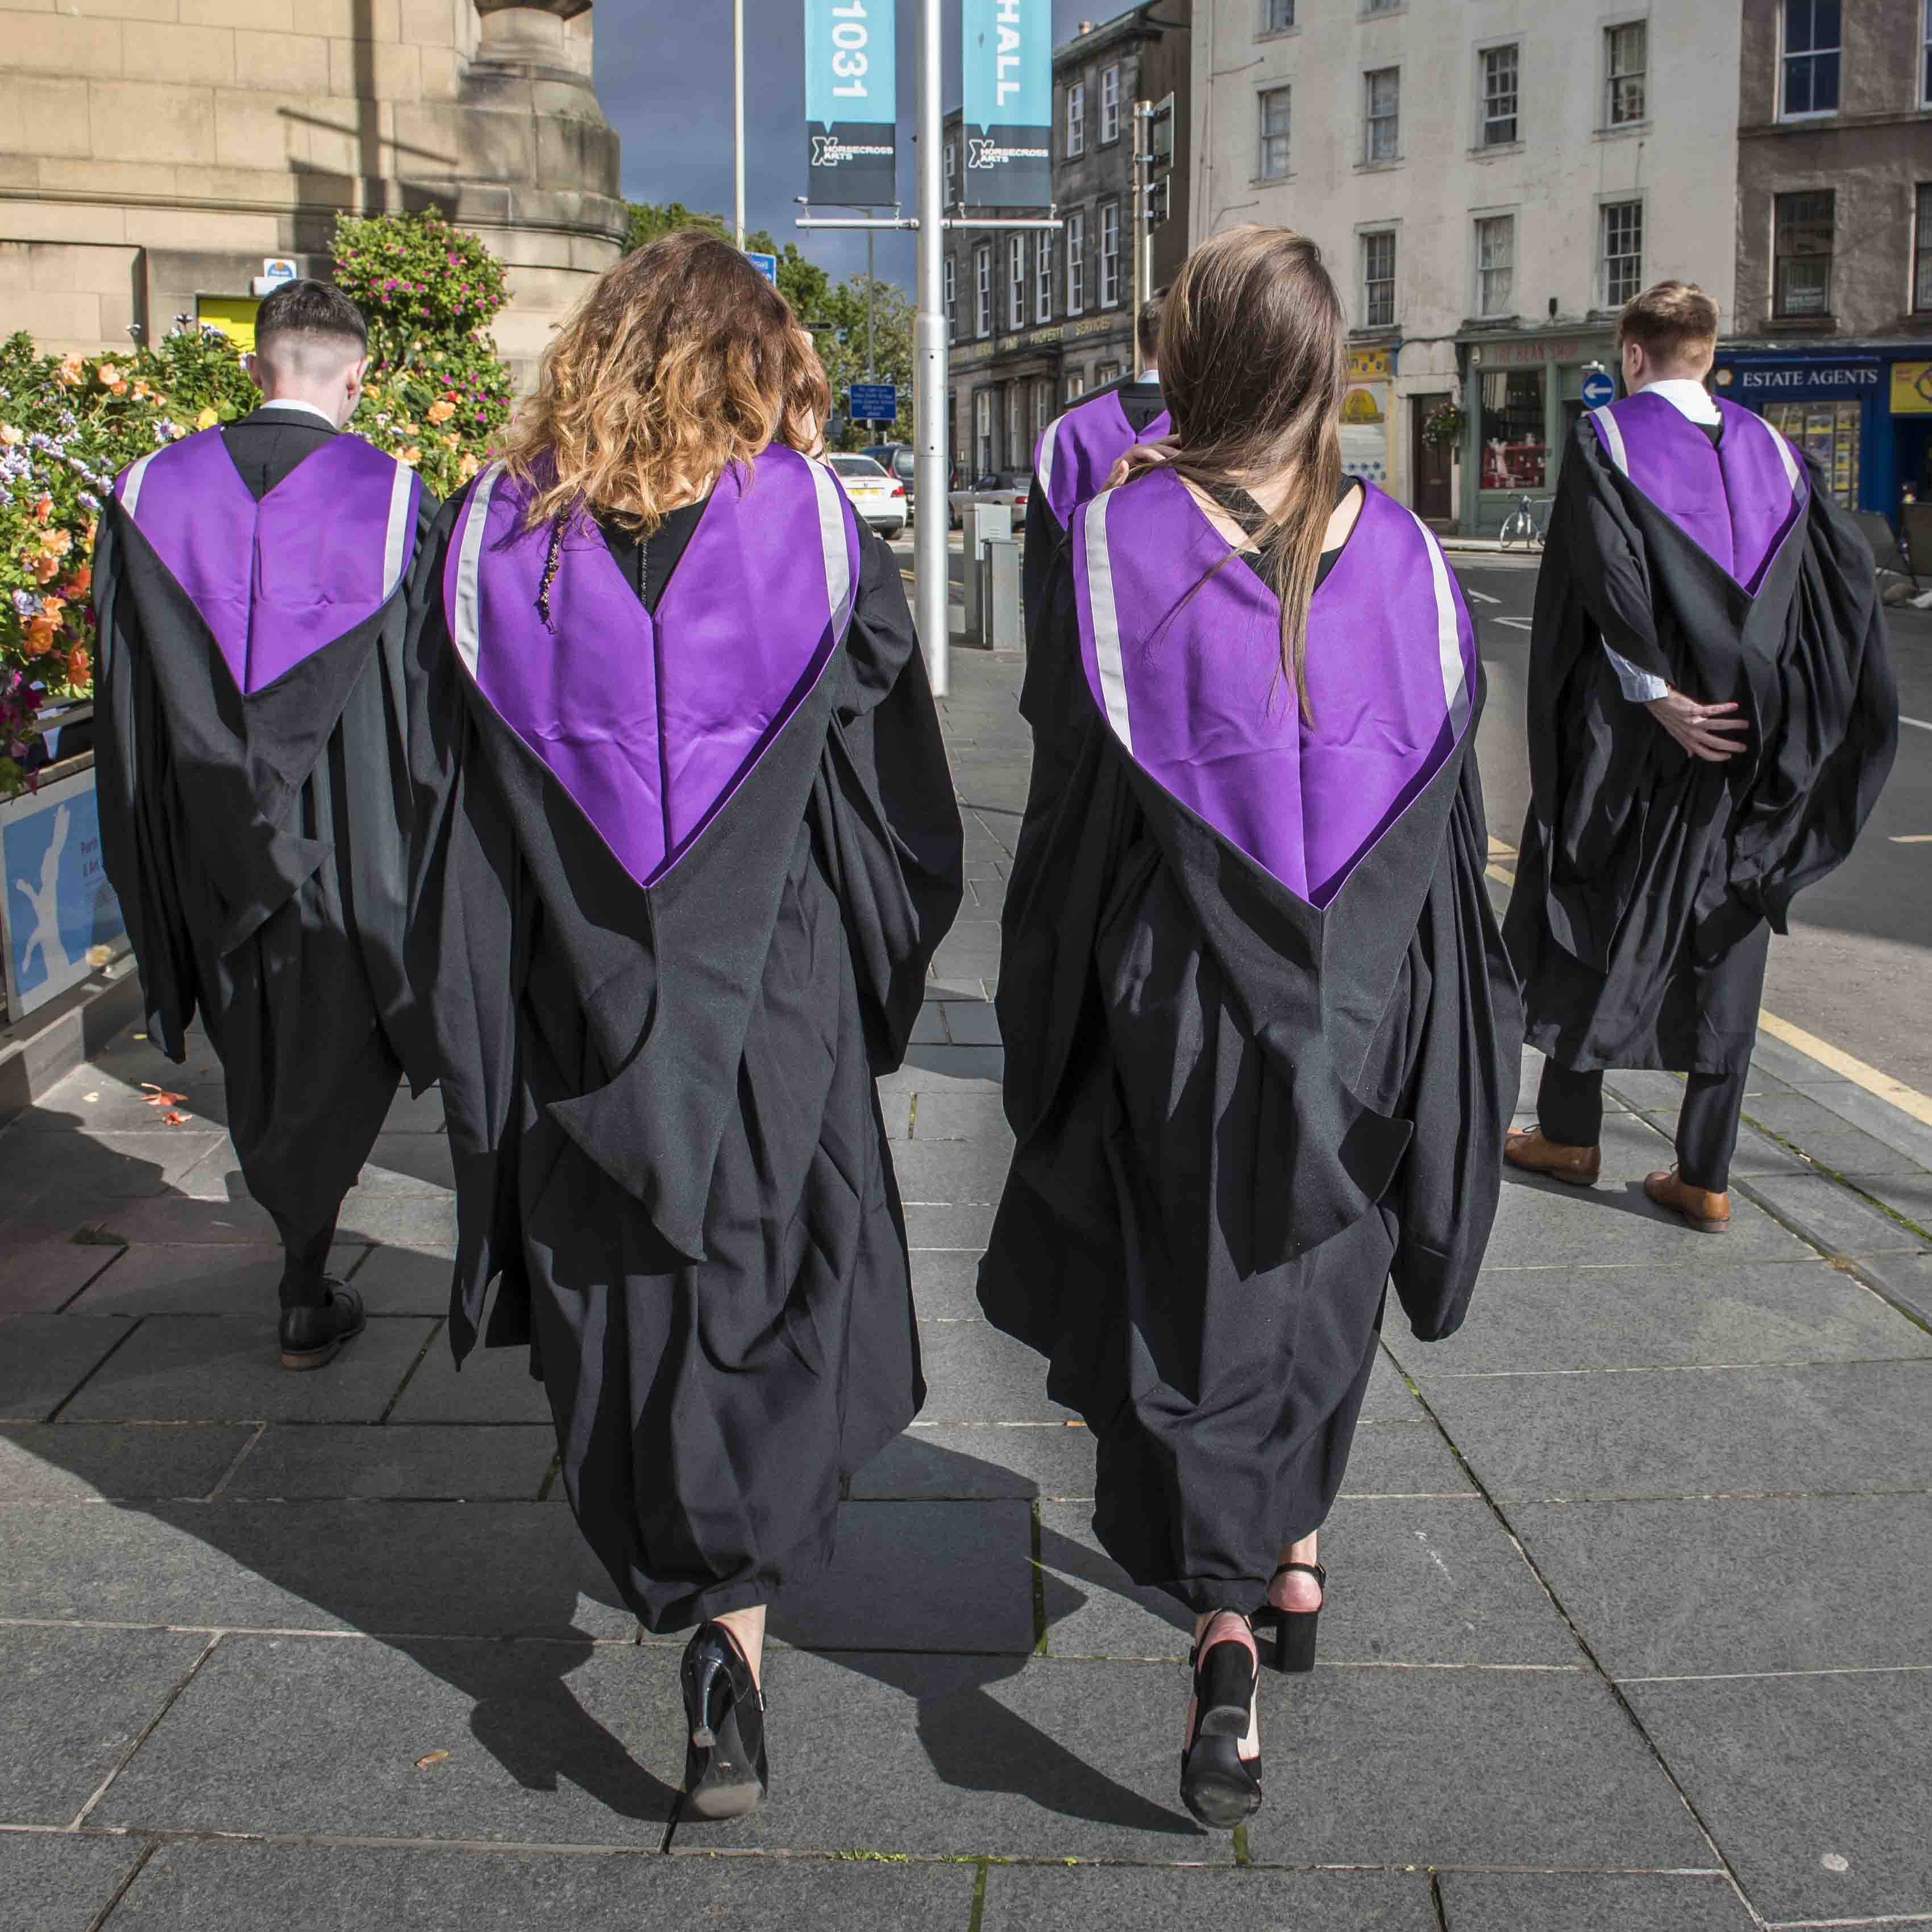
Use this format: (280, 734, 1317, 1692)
(332, 210, 516, 501)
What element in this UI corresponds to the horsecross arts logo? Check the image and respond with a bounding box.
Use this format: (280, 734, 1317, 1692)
(967, 138, 1050, 168)
(812, 135, 895, 165)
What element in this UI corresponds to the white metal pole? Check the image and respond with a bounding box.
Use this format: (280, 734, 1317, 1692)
(733, 0, 746, 250)
(915, 0, 948, 696)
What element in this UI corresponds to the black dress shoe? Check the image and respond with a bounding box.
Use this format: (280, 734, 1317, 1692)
(1179, 1619, 1263, 1830)
(277, 1281, 366, 1372)
(680, 1621, 768, 1819)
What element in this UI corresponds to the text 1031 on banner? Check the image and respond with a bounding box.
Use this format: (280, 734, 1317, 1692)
(962, 0, 1051, 207)
(804, 0, 896, 206)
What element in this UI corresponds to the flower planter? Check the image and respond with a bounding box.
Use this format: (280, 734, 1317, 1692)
(0, 751, 128, 1025)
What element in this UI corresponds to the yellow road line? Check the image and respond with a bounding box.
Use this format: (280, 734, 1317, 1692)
(1891, 834, 1932, 844)
(1484, 845, 1932, 1128)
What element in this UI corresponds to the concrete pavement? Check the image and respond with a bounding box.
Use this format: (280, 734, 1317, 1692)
(2, 647, 1930, 1930)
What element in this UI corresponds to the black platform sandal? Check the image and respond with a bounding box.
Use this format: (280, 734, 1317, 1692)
(1178, 1617, 1262, 1830)
(679, 1621, 768, 1820)
(1254, 1560, 1327, 1675)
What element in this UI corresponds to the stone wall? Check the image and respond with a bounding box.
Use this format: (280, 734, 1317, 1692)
(0, 0, 625, 383)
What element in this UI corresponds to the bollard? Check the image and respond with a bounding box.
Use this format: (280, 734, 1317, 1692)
(961, 498, 1012, 647)
(984, 537, 1021, 653)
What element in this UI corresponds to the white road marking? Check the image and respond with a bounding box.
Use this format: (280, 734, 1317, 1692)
(1497, 617, 1533, 629)
(1463, 588, 1502, 605)
(1892, 834, 1932, 844)
(1901, 716, 1932, 733)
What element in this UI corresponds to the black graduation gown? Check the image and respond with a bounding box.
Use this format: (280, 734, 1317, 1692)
(405, 489, 963, 1634)
(979, 538, 1520, 1615)
(92, 419, 437, 1241)
(1503, 418, 1898, 1074)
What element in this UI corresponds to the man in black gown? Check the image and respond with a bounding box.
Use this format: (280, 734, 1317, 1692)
(1503, 282, 1896, 1228)
(93, 280, 436, 1365)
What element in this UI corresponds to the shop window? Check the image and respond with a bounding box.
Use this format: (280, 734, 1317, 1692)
(975, 390, 993, 478)
(1067, 211, 1086, 315)
(1763, 400, 1859, 507)
(1262, 0, 1295, 31)
(1258, 86, 1291, 178)
(1008, 234, 1027, 330)
(1481, 45, 1519, 147)
(1100, 202, 1121, 308)
(1101, 64, 1121, 145)
(1363, 0, 1401, 12)
(1365, 68, 1400, 162)
(1916, 184, 1932, 313)
(944, 256, 956, 343)
(1773, 189, 1834, 318)
(1065, 368, 1087, 404)
(1067, 81, 1086, 158)
(1480, 367, 1546, 491)
(1781, 0, 1840, 118)
(1476, 214, 1515, 317)
(1361, 230, 1396, 327)
(1605, 21, 1647, 126)
(1036, 231, 1054, 323)
(1601, 201, 1643, 309)
(975, 242, 992, 338)
(1096, 362, 1122, 387)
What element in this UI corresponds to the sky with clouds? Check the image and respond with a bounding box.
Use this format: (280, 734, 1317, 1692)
(595, 0, 1115, 292)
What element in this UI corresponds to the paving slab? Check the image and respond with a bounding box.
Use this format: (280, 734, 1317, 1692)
(916, 1320, 1077, 1423)
(668, 1650, 1228, 1860)
(61, 1195, 284, 1247)
(379, 1084, 448, 1135)
(893, 1047, 1004, 1089)
(1384, 1255, 1932, 1377)
(907, 1088, 1011, 1142)
(1237, 1665, 1712, 1872)
(221, 1424, 556, 1501)
(328, 1195, 460, 1248)
(1038, 1495, 1580, 1668)
(1418, 1359, 1932, 1500)
(94, 1632, 682, 1844)
(0, 1423, 251, 1501)
(385, 1332, 551, 1425)
(1512, 1493, 1932, 1678)
(772, 1499, 1033, 1654)
(0, 1623, 207, 1826)
(0, 1127, 226, 1200)
(1738, 1090, 1931, 1178)
(342, 1243, 459, 1316)
(61, 1243, 360, 1318)
(1737, 1170, 1928, 1259)
(1482, 1175, 1812, 1269)
(981, 1865, 1437, 1930)
(0, 1831, 146, 1932)
(0, 1499, 633, 1639)
(56, 1314, 436, 1424)
(940, 1001, 1003, 1046)
(112, 1840, 977, 1930)
(891, 1140, 1016, 1206)
(1839, 1166, 1932, 1234)
(0, 1312, 134, 1422)
(0, 1238, 120, 1317)
(851, 1421, 1097, 1501)
(1782, 1077, 1932, 1173)
(1437, 1872, 1752, 1931)
(1624, 1668, 1932, 1925)
(14, 1061, 222, 1134)
(901, 1204, 998, 1250)
(1360, 1346, 1427, 1423)
(1340, 1421, 1478, 1495)
(909, 1248, 987, 1319)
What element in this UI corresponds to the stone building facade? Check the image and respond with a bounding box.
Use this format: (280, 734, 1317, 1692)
(1188, 0, 1742, 534)
(945, 2, 1192, 483)
(1718, 0, 1932, 516)
(0, 0, 625, 383)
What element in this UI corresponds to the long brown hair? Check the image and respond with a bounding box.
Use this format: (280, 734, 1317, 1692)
(1115, 225, 1346, 718)
(499, 230, 831, 533)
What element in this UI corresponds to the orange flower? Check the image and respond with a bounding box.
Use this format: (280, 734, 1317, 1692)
(29, 552, 61, 585)
(131, 381, 151, 401)
(54, 354, 84, 387)
(442, 432, 459, 450)
(85, 517, 98, 547)
(63, 566, 92, 600)
(110, 380, 128, 397)
(97, 362, 121, 384)
(457, 452, 480, 482)
(40, 596, 67, 624)
(66, 645, 90, 687)
(426, 398, 455, 425)
(399, 446, 422, 467)
(32, 496, 52, 526)
(0, 424, 20, 446)
(40, 529, 72, 559)
(24, 616, 56, 656)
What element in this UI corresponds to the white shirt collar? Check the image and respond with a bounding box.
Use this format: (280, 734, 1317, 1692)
(254, 397, 340, 427)
(1140, 367, 1158, 383)
(1638, 377, 1719, 426)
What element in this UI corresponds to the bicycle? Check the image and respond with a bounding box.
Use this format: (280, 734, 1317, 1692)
(1497, 493, 1551, 551)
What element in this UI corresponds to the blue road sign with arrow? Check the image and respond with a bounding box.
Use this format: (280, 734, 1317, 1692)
(1581, 369, 1617, 408)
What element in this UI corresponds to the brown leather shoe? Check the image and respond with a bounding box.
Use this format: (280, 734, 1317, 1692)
(1504, 1128, 1602, 1186)
(1644, 1166, 1731, 1232)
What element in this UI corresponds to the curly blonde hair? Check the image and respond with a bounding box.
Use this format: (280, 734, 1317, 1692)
(498, 229, 831, 533)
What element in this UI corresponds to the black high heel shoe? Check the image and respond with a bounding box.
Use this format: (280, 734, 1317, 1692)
(1179, 1617, 1262, 1830)
(1254, 1560, 1326, 1675)
(679, 1621, 768, 1819)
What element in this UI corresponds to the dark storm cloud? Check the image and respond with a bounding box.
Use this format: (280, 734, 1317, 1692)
(595, 0, 1110, 291)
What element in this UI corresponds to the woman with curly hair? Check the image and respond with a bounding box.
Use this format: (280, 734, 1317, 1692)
(405, 231, 962, 1817)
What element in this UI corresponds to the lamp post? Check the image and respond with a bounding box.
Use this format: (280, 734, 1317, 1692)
(733, 0, 746, 250)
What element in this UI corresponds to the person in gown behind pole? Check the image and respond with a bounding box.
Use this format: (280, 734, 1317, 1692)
(978, 226, 1520, 1831)
(1502, 282, 1897, 1229)
(404, 232, 964, 1821)
(92, 279, 435, 1372)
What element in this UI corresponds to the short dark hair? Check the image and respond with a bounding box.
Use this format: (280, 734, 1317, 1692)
(1618, 280, 1718, 368)
(1137, 285, 1169, 363)
(254, 278, 367, 356)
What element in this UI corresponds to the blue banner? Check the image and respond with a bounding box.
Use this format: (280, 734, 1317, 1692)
(805, 0, 897, 206)
(962, 0, 1052, 207)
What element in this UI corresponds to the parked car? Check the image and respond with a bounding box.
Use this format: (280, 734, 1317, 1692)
(828, 452, 908, 537)
(947, 470, 1031, 526)
(862, 443, 962, 526)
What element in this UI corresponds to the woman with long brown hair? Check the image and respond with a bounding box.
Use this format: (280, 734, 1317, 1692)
(982, 225, 1519, 1827)
(405, 231, 962, 1817)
